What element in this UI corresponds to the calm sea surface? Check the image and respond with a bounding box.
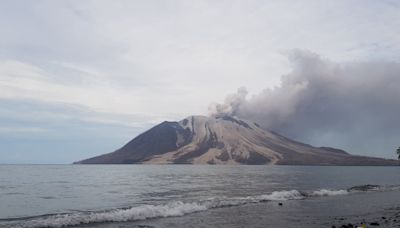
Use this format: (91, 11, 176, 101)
(0, 165, 399, 227)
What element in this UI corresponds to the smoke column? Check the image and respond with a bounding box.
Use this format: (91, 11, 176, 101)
(209, 50, 400, 158)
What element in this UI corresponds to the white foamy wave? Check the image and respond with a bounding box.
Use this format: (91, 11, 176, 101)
(4, 189, 345, 228)
(258, 190, 305, 201)
(14, 202, 207, 228)
(202, 190, 306, 208)
(310, 189, 348, 196)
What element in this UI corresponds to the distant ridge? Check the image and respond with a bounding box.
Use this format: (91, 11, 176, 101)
(75, 115, 398, 165)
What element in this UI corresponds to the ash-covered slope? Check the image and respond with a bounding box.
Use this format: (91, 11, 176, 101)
(75, 116, 398, 165)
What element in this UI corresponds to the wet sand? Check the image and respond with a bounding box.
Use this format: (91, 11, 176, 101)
(91, 191, 400, 228)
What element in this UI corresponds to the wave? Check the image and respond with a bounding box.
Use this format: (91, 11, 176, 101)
(3, 184, 399, 228)
(0, 190, 332, 228)
(309, 189, 348, 196)
(18, 202, 208, 228)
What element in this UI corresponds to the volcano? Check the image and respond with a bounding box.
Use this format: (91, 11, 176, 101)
(75, 116, 398, 165)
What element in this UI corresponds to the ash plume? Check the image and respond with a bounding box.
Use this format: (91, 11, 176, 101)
(209, 87, 248, 117)
(209, 50, 400, 158)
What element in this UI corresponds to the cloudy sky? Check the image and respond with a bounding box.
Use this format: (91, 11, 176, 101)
(1, 0, 399, 163)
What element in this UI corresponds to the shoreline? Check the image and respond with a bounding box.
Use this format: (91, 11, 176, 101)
(94, 191, 400, 228)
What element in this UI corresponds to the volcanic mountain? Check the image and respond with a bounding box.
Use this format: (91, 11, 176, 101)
(75, 115, 398, 165)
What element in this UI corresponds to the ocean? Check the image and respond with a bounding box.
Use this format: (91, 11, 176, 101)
(0, 165, 399, 228)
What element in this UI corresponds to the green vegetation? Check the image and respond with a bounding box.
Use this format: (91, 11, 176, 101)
(397, 147, 400, 160)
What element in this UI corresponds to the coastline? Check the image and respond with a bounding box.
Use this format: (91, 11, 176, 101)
(90, 190, 400, 228)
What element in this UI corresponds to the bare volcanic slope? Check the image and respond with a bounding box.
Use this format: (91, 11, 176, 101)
(75, 116, 398, 165)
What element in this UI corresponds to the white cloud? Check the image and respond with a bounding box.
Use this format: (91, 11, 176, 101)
(1, 1, 399, 121)
(0, 0, 400, 162)
(1, 0, 400, 115)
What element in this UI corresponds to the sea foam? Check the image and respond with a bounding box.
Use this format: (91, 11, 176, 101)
(3, 188, 352, 228)
(310, 189, 349, 196)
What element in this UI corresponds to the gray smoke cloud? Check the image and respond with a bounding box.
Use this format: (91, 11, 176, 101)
(209, 87, 248, 117)
(209, 50, 400, 158)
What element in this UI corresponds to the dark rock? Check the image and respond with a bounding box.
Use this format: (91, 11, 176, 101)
(219, 116, 253, 130)
(369, 222, 380, 226)
(348, 184, 380, 192)
(278, 202, 283, 206)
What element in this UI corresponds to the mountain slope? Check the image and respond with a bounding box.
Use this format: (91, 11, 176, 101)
(75, 116, 398, 165)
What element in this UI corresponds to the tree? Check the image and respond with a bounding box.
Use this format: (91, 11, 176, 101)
(397, 147, 400, 160)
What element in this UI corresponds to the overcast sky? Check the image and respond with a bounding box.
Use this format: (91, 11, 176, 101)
(1, 0, 399, 163)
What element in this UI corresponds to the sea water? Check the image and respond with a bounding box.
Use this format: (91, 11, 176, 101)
(0, 165, 399, 227)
